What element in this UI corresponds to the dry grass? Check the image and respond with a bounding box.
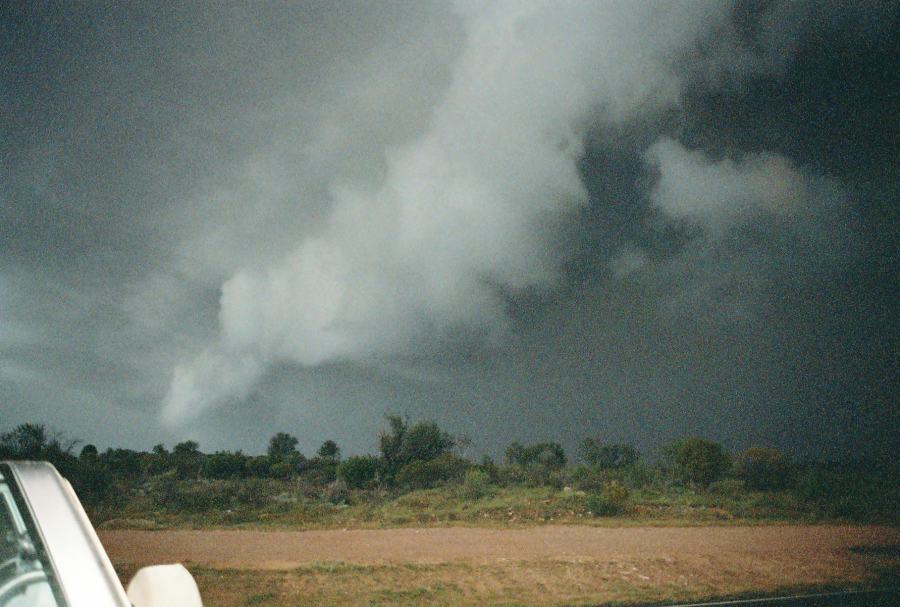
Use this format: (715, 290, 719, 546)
(96, 484, 831, 532)
(177, 554, 895, 607)
(109, 527, 900, 607)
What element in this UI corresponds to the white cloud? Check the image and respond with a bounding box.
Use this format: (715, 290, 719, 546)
(162, 1, 738, 422)
(645, 137, 843, 235)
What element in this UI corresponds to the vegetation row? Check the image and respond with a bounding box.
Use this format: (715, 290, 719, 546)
(0, 417, 895, 526)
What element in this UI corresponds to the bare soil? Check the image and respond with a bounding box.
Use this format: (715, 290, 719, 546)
(100, 525, 897, 569)
(100, 525, 900, 607)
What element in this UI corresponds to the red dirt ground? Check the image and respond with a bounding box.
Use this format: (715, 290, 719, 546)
(99, 524, 899, 570)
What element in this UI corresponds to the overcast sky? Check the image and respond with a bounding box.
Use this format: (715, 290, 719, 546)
(1, 1, 897, 460)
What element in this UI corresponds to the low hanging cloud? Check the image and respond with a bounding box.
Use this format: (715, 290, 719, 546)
(644, 137, 845, 235)
(163, 1, 739, 423)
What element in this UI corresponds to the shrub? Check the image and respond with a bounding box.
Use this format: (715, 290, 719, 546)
(171, 441, 203, 480)
(317, 440, 340, 462)
(479, 456, 500, 483)
(269, 461, 295, 480)
(324, 479, 350, 505)
(100, 448, 144, 479)
(579, 439, 639, 469)
(623, 461, 658, 490)
(69, 460, 114, 506)
(202, 451, 248, 479)
(504, 442, 566, 469)
(338, 455, 383, 489)
(664, 437, 731, 488)
(144, 445, 172, 477)
(460, 468, 492, 499)
(379, 415, 455, 472)
(395, 453, 469, 490)
(793, 460, 899, 523)
(267, 432, 299, 460)
(586, 481, 630, 516)
(708, 478, 746, 497)
(233, 478, 272, 509)
(246, 456, 271, 478)
(735, 447, 794, 490)
(496, 464, 528, 486)
(157, 479, 236, 513)
(303, 457, 337, 485)
(571, 465, 621, 492)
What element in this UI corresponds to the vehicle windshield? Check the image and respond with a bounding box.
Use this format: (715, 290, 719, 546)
(0, 471, 64, 607)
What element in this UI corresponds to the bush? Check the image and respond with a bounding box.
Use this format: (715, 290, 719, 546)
(586, 481, 630, 516)
(269, 460, 295, 480)
(267, 432, 299, 460)
(324, 479, 350, 505)
(379, 415, 455, 473)
(459, 468, 492, 499)
(708, 478, 746, 497)
(579, 439, 639, 469)
(495, 464, 527, 486)
(202, 451, 248, 479)
(100, 448, 144, 479)
(735, 447, 794, 490)
(571, 465, 621, 492)
(504, 442, 566, 469)
(246, 456, 271, 478)
(395, 453, 469, 490)
(69, 460, 114, 506)
(338, 455, 383, 489)
(479, 456, 500, 483)
(170, 482, 227, 512)
(150, 477, 276, 512)
(233, 478, 271, 509)
(303, 457, 337, 485)
(623, 461, 658, 490)
(664, 437, 731, 488)
(172, 441, 203, 480)
(793, 460, 899, 523)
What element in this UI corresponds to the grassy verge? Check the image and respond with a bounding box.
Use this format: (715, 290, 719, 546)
(95, 482, 851, 531)
(113, 551, 899, 607)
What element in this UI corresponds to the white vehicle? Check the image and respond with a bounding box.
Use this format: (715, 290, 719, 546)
(0, 461, 202, 607)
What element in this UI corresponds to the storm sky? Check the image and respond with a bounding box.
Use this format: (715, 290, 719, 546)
(1, 1, 897, 460)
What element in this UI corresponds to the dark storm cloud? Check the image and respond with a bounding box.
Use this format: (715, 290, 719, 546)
(1, 1, 896, 458)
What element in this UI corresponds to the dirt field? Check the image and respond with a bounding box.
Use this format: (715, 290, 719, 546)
(100, 525, 900, 606)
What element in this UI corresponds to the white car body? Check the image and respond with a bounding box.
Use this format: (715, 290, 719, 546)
(0, 462, 201, 607)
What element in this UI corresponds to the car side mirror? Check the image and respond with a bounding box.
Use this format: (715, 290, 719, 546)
(126, 564, 203, 607)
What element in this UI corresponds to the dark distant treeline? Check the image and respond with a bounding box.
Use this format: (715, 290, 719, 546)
(1, 417, 896, 522)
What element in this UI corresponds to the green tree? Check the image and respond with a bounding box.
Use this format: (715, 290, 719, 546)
(504, 441, 566, 469)
(317, 440, 340, 462)
(663, 437, 731, 488)
(100, 448, 143, 478)
(403, 422, 455, 463)
(267, 432, 299, 461)
(144, 444, 171, 476)
(1, 423, 52, 458)
(395, 453, 469, 490)
(246, 455, 271, 478)
(578, 439, 638, 469)
(378, 414, 408, 468)
(337, 455, 383, 489)
(202, 451, 249, 479)
(379, 414, 455, 469)
(0, 423, 78, 472)
(735, 447, 793, 490)
(172, 440, 202, 479)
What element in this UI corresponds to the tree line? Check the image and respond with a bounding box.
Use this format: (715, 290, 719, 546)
(0, 417, 895, 521)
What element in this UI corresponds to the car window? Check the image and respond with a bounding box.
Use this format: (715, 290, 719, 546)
(0, 471, 64, 607)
